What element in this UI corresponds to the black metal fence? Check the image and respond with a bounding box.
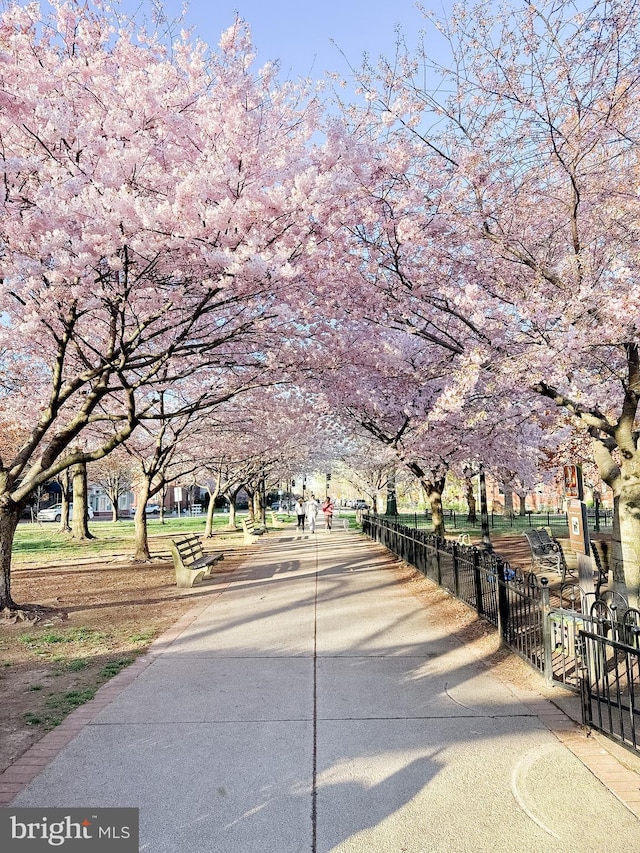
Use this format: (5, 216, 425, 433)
(383, 507, 613, 534)
(363, 513, 640, 755)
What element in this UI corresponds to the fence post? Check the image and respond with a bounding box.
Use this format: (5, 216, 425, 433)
(473, 548, 484, 616)
(540, 578, 553, 685)
(453, 542, 460, 599)
(496, 567, 509, 646)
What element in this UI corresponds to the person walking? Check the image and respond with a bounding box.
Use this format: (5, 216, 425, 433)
(305, 494, 319, 533)
(294, 498, 305, 531)
(322, 496, 334, 532)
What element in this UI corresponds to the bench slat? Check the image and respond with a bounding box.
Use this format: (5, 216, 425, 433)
(171, 535, 224, 587)
(523, 528, 565, 578)
(242, 517, 267, 539)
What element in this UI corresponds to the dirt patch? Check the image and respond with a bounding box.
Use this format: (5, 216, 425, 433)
(0, 534, 253, 774)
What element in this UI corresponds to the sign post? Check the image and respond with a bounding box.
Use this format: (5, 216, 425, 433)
(564, 465, 594, 600)
(563, 464, 584, 501)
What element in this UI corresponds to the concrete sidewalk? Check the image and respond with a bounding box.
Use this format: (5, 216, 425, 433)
(4, 521, 640, 852)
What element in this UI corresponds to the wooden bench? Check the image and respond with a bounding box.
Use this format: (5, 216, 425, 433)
(242, 516, 267, 541)
(523, 528, 565, 577)
(170, 534, 224, 588)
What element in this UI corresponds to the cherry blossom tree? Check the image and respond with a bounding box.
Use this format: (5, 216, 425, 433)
(332, 438, 396, 513)
(0, 2, 329, 610)
(331, 0, 640, 600)
(123, 381, 260, 559)
(127, 419, 200, 561)
(90, 449, 134, 522)
(307, 315, 556, 535)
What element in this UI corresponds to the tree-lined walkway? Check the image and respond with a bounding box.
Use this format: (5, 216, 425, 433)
(5, 521, 639, 852)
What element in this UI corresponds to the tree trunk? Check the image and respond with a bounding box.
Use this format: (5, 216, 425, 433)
(224, 487, 242, 529)
(503, 486, 515, 519)
(256, 480, 266, 526)
(465, 478, 477, 523)
(104, 481, 121, 522)
(426, 479, 446, 538)
(245, 487, 256, 521)
(106, 482, 119, 522)
(134, 481, 152, 561)
(71, 460, 94, 539)
(591, 434, 639, 605)
(204, 491, 215, 537)
(58, 470, 71, 533)
(609, 496, 625, 591)
(0, 495, 20, 610)
(616, 461, 640, 606)
(385, 470, 398, 515)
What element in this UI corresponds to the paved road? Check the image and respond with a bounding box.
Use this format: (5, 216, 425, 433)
(5, 521, 640, 852)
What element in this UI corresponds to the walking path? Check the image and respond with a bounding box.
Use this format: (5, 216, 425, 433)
(2, 520, 640, 852)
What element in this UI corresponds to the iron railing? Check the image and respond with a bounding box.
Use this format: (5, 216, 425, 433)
(579, 631, 640, 752)
(363, 513, 640, 754)
(382, 508, 613, 534)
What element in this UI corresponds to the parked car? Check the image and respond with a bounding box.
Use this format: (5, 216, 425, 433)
(37, 503, 94, 522)
(130, 504, 161, 515)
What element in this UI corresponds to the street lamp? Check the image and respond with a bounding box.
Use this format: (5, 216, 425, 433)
(385, 470, 398, 516)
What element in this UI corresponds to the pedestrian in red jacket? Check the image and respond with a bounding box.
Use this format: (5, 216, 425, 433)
(322, 497, 334, 532)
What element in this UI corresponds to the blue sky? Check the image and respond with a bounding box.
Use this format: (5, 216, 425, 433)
(119, 0, 455, 80)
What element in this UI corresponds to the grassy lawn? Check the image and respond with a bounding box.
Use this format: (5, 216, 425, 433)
(386, 510, 583, 540)
(13, 509, 360, 567)
(13, 513, 246, 566)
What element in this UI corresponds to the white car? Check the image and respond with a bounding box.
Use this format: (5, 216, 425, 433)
(37, 503, 94, 522)
(130, 504, 161, 515)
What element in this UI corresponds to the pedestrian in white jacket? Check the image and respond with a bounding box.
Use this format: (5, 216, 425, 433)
(305, 495, 319, 533)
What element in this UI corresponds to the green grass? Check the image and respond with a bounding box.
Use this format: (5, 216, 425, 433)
(59, 659, 89, 673)
(382, 510, 574, 540)
(12, 512, 243, 566)
(25, 688, 97, 729)
(23, 656, 137, 730)
(99, 656, 135, 679)
(19, 628, 106, 656)
(12, 510, 356, 568)
(128, 630, 155, 645)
